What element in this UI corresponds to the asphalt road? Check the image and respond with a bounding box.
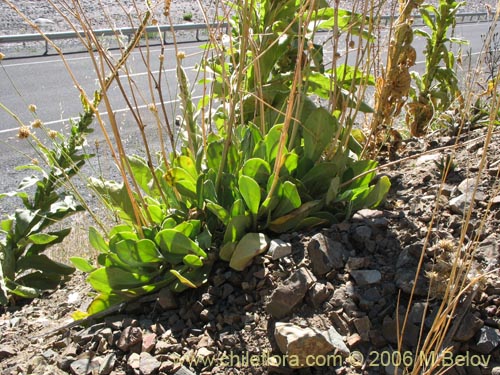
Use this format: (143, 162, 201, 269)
(0, 20, 498, 201)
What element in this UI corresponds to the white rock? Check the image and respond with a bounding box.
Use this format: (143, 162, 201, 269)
(274, 322, 349, 368)
(268, 239, 292, 260)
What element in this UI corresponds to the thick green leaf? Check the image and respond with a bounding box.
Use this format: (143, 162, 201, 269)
(89, 226, 109, 253)
(183, 254, 204, 267)
(127, 155, 154, 195)
(86, 293, 126, 316)
(223, 215, 252, 244)
(70, 257, 96, 273)
(27, 233, 59, 245)
(302, 163, 339, 196)
(175, 155, 198, 180)
(155, 229, 207, 258)
(87, 267, 152, 294)
(362, 175, 391, 208)
(273, 181, 301, 218)
(303, 107, 338, 162)
(342, 160, 378, 190)
(229, 233, 269, 271)
(206, 200, 230, 225)
(241, 158, 271, 185)
(326, 177, 341, 206)
(269, 200, 323, 233)
(114, 239, 163, 268)
(17, 254, 74, 275)
(238, 175, 261, 216)
(164, 167, 197, 199)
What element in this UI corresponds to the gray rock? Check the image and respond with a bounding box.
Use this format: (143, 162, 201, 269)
(474, 326, 500, 354)
(139, 352, 161, 375)
(349, 270, 381, 286)
(453, 313, 484, 342)
(308, 283, 332, 308)
(174, 366, 197, 375)
(346, 257, 370, 270)
(449, 194, 471, 215)
(158, 287, 178, 310)
(307, 233, 346, 276)
(457, 178, 486, 200)
(274, 322, 349, 368)
(266, 268, 316, 319)
(395, 268, 428, 296)
(475, 234, 500, 271)
(0, 345, 16, 360)
(70, 358, 100, 375)
(127, 352, 141, 370)
(353, 225, 373, 242)
(352, 209, 389, 228)
(99, 353, 116, 375)
(491, 367, 500, 375)
(268, 239, 292, 260)
(117, 326, 143, 352)
(353, 316, 371, 341)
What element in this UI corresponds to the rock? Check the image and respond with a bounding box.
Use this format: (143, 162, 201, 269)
(174, 366, 197, 375)
(307, 233, 346, 276)
(268, 239, 292, 260)
(491, 367, 500, 375)
(349, 270, 382, 286)
(353, 316, 371, 341)
(139, 352, 161, 375)
(117, 326, 143, 352)
(99, 353, 116, 375)
(453, 313, 483, 342)
(196, 347, 214, 358)
(346, 333, 362, 347)
(474, 326, 500, 354)
(457, 178, 486, 200)
(274, 322, 349, 368)
(346, 257, 370, 270)
(142, 333, 157, 353)
(353, 225, 373, 243)
(128, 352, 141, 370)
(308, 282, 332, 308)
(475, 234, 500, 272)
(395, 268, 428, 296)
(449, 194, 471, 215)
(381, 316, 398, 345)
(69, 358, 100, 375)
(158, 287, 178, 310)
(0, 345, 17, 360)
(352, 209, 389, 228)
(266, 268, 315, 319)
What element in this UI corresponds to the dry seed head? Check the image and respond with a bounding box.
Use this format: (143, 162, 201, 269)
(0, 52, 5, 60)
(48, 130, 58, 139)
(438, 239, 455, 252)
(31, 119, 43, 128)
(148, 103, 157, 113)
(18, 126, 31, 139)
(177, 51, 186, 60)
(348, 40, 355, 48)
(164, 0, 171, 16)
(159, 54, 165, 62)
(28, 104, 37, 112)
(31, 158, 39, 165)
(151, 18, 158, 25)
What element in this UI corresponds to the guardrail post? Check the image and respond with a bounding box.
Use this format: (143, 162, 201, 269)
(44, 40, 49, 56)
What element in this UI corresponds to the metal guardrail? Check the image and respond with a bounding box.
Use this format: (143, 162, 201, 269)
(0, 23, 224, 55)
(0, 12, 492, 56)
(379, 12, 491, 26)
